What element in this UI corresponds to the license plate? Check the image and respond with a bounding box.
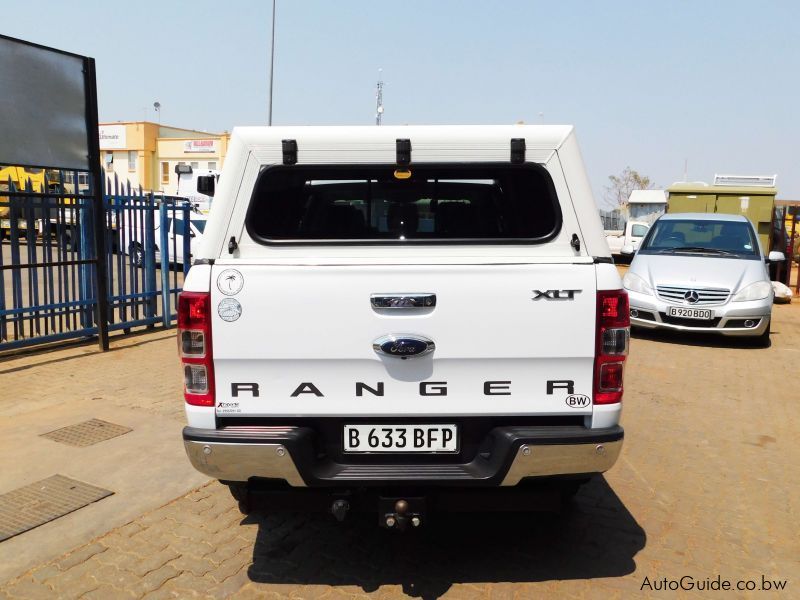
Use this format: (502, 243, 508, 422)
(667, 306, 712, 320)
(343, 424, 458, 453)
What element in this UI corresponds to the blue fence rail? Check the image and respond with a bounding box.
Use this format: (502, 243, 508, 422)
(0, 168, 194, 352)
(104, 176, 191, 333)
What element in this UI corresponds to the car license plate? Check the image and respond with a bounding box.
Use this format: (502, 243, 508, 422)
(343, 425, 458, 453)
(667, 306, 712, 320)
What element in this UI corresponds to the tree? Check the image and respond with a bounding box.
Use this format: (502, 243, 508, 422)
(604, 167, 655, 208)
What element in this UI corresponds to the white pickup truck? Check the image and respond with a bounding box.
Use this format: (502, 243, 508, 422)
(179, 125, 629, 528)
(122, 209, 207, 267)
(605, 220, 649, 256)
(175, 165, 220, 214)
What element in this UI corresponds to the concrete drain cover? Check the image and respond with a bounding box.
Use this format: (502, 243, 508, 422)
(0, 475, 113, 542)
(40, 419, 131, 447)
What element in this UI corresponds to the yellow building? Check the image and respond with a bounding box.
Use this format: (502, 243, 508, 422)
(98, 121, 230, 194)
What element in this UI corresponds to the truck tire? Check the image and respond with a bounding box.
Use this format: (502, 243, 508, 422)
(59, 228, 80, 252)
(750, 321, 771, 348)
(128, 242, 145, 267)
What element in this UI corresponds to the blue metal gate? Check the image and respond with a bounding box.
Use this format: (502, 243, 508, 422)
(0, 167, 194, 352)
(104, 176, 192, 334)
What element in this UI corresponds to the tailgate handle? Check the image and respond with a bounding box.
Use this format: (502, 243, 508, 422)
(371, 294, 436, 309)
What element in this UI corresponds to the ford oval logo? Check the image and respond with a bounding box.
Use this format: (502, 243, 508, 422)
(373, 334, 435, 359)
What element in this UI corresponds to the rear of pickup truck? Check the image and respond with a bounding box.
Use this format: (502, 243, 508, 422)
(178, 125, 628, 525)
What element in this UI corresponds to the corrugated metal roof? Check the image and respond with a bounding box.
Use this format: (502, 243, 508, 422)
(667, 182, 778, 195)
(628, 189, 667, 204)
(661, 212, 747, 222)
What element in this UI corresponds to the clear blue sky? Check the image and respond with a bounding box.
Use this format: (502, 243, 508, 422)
(4, 0, 799, 204)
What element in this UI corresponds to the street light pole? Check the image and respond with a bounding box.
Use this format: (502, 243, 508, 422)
(268, 0, 276, 125)
(375, 68, 384, 125)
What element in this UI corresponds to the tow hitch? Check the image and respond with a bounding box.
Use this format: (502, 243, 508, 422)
(379, 497, 425, 530)
(331, 498, 350, 522)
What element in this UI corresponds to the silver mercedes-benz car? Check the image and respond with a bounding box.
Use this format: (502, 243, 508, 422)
(621, 213, 785, 345)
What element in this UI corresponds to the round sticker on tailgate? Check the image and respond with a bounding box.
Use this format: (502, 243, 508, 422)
(217, 269, 244, 295)
(218, 298, 242, 322)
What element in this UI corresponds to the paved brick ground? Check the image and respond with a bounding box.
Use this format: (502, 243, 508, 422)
(0, 328, 185, 421)
(0, 329, 207, 581)
(1, 304, 799, 598)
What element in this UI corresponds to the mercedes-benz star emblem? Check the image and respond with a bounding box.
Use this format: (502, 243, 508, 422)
(684, 290, 700, 304)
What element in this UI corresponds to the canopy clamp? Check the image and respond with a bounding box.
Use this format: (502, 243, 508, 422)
(510, 138, 526, 164)
(396, 139, 411, 166)
(282, 139, 298, 165)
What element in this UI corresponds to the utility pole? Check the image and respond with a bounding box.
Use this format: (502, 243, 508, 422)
(375, 68, 384, 125)
(268, 0, 276, 125)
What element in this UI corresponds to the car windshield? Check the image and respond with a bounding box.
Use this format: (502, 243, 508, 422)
(639, 219, 759, 259)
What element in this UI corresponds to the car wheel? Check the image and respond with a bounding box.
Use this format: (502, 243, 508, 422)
(107, 233, 120, 254)
(128, 242, 144, 267)
(60, 229, 80, 252)
(750, 321, 771, 348)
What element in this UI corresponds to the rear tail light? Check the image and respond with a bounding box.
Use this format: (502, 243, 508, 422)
(177, 291, 215, 406)
(594, 290, 630, 404)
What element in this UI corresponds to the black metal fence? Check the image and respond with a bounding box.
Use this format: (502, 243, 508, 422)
(599, 209, 625, 231)
(1, 168, 194, 352)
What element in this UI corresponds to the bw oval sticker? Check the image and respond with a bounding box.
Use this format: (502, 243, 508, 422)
(565, 394, 590, 408)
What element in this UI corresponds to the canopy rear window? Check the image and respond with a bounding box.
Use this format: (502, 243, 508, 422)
(245, 164, 561, 244)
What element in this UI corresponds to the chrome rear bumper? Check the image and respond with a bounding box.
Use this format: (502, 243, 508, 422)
(183, 424, 624, 487)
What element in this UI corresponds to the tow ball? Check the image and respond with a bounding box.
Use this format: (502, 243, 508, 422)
(331, 499, 350, 522)
(379, 497, 425, 530)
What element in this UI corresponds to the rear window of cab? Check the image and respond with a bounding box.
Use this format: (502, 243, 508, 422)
(245, 163, 562, 244)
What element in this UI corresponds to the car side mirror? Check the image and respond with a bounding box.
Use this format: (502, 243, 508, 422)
(197, 175, 215, 197)
(620, 244, 635, 256)
(767, 250, 785, 263)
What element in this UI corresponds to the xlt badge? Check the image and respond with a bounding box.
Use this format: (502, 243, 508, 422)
(532, 289, 582, 301)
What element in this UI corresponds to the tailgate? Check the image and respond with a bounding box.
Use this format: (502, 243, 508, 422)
(210, 263, 596, 417)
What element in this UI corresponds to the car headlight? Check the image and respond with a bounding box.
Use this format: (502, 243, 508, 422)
(622, 272, 653, 295)
(732, 281, 772, 302)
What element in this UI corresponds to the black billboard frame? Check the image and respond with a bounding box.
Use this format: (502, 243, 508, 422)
(0, 34, 109, 351)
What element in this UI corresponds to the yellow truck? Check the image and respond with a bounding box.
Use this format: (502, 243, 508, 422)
(0, 166, 49, 238)
(0, 166, 50, 197)
(0, 167, 115, 252)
